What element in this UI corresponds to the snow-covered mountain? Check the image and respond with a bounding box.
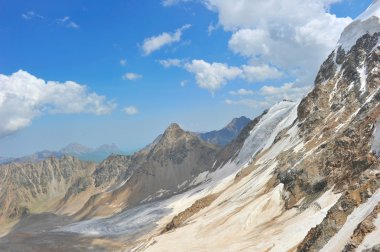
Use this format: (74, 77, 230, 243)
(0, 2, 380, 251)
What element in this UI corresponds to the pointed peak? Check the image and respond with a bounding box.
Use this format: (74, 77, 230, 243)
(161, 123, 186, 139)
(153, 123, 192, 147)
(164, 123, 184, 134)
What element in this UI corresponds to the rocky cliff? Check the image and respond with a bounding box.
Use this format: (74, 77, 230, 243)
(0, 156, 95, 231)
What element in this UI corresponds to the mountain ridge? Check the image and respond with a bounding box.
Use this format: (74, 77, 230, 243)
(0, 3, 380, 251)
(197, 116, 251, 146)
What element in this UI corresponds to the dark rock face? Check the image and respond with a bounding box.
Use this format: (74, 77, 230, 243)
(198, 116, 251, 146)
(293, 30, 380, 252)
(93, 154, 131, 188)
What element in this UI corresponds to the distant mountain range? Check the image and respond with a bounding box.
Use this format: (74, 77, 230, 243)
(0, 117, 251, 165)
(1, 3, 380, 251)
(0, 143, 125, 164)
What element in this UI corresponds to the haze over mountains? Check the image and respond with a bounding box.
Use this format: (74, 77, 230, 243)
(0, 143, 124, 164)
(0, 1, 380, 252)
(0, 116, 249, 164)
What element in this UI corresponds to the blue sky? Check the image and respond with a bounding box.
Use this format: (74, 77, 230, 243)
(0, 0, 373, 156)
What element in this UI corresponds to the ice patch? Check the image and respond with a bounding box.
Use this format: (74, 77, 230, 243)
(372, 120, 380, 156)
(57, 200, 171, 237)
(358, 65, 368, 93)
(236, 100, 297, 166)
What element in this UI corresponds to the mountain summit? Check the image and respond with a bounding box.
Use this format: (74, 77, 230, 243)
(198, 116, 251, 146)
(0, 3, 380, 252)
(337, 0, 380, 52)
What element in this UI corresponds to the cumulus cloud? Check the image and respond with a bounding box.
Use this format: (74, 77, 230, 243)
(206, 0, 351, 85)
(57, 16, 79, 29)
(259, 82, 311, 102)
(229, 88, 254, 96)
(122, 72, 142, 81)
(226, 83, 311, 109)
(183, 59, 283, 92)
(159, 58, 183, 68)
(184, 60, 242, 92)
(241, 64, 283, 82)
(141, 24, 191, 55)
(0, 70, 116, 138)
(123, 106, 138, 115)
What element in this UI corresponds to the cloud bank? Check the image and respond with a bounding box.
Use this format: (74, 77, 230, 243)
(0, 70, 116, 137)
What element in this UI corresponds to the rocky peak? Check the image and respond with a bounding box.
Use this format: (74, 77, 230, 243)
(158, 123, 190, 146)
(164, 123, 183, 134)
(298, 13, 380, 131)
(225, 116, 250, 131)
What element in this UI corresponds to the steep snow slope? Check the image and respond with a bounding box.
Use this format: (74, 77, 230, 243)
(55, 100, 298, 239)
(338, 0, 380, 51)
(132, 2, 380, 251)
(234, 100, 296, 165)
(1, 2, 380, 251)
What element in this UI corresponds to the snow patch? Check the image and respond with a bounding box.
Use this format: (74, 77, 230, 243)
(355, 211, 380, 251)
(358, 65, 368, 93)
(236, 100, 297, 166)
(321, 189, 380, 252)
(372, 120, 380, 156)
(337, 0, 380, 52)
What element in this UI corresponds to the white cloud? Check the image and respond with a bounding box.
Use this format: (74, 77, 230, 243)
(184, 60, 242, 92)
(259, 82, 312, 102)
(162, 0, 191, 6)
(123, 106, 138, 115)
(204, 0, 351, 86)
(159, 58, 183, 68)
(141, 24, 191, 55)
(122, 72, 142, 81)
(226, 83, 312, 109)
(225, 98, 270, 108)
(229, 88, 254, 96)
(184, 59, 283, 92)
(0, 70, 116, 138)
(241, 64, 283, 82)
(120, 59, 127, 66)
(21, 11, 43, 20)
(208, 23, 219, 35)
(57, 16, 79, 29)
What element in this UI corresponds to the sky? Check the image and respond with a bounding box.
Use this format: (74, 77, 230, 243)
(0, 0, 373, 157)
